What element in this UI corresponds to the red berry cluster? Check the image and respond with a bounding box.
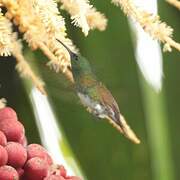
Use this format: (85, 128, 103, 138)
(0, 107, 81, 180)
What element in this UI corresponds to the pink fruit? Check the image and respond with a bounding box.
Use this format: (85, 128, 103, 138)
(0, 165, 19, 180)
(44, 174, 66, 180)
(16, 168, 24, 178)
(0, 145, 8, 166)
(66, 176, 81, 180)
(18, 135, 27, 147)
(59, 165, 67, 178)
(6, 142, 27, 168)
(0, 118, 24, 142)
(23, 157, 49, 180)
(0, 107, 17, 121)
(27, 144, 52, 165)
(49, 165, 67, 178)
(0, 130, 7, 146)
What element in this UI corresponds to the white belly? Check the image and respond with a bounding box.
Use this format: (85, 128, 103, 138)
(77, 93, 106, 117)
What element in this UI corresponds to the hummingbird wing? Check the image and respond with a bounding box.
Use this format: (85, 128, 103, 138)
(95, 83, 121, 123)
(94, 83, 140, 144)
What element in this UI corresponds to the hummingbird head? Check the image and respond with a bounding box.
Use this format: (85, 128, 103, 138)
(56, 39, 93, 75)
(56, 39, 78, 61)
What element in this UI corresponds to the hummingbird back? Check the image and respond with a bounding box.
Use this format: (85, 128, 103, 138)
(71, 55, 97, 88)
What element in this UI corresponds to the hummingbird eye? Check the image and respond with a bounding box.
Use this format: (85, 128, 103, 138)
(71, 53, 78, 61)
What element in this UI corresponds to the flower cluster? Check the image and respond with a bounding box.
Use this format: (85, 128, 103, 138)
(0, 0, 107, 94)
(59, 0, 107, 36)
(0, 0, 179, 94)
(112, 0, 180, 52)
(166, 0, 180, 10)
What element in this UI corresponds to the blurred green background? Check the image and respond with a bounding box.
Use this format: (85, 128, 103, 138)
(0, 1, 180, 180)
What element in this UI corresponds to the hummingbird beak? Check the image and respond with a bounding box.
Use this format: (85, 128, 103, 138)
(106, 114, 141, 144)
(56, 39, 78, 61)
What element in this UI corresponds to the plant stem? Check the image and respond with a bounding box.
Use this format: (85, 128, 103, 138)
(128, 1, 175, 179)
(140, 77, 175, 180)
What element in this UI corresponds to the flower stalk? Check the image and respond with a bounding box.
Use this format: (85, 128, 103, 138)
(166, 0, 180, 10)
(112, 0, 180, 52)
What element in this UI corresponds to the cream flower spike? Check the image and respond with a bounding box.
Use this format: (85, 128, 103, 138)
(59, 0, 107, 36)
(32, 0, 66, 37)
(31, 0, 76, 74)
(0, 5, 46, 94)
(0, 98, 6, 109)
(166, 0, 180, 10)
(12, 34, 46, 95)
(112, 0, 180, 52)
(1, 0, 75, 82)
(0, 9, 13, 56)
(60, 0, 91, 35)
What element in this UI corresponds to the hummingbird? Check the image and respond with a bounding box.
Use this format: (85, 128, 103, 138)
(56, 39, 140, 144)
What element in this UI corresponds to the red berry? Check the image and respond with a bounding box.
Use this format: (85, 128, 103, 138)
(66, 176, 81, 180)
(6, 142, 27, 168)
(0, 118, 24, 142)
(18, 135, 27, 147)
(0, 165, 19, 180)
(0, 145, 8, 166)
(49, 165, 67, 178)
(0, 107, 17, 121)
(16, 168, 24, 178)
(24, 157, 49, 180)
(59, 165, 67, 178)
(27, 144, 52, 165)
(44, 175, 66, 180)
(0, 130, 7, 146)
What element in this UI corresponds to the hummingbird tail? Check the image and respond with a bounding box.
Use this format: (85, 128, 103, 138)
(106, 114, 141, 144)
(119, 114, 140, 144)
